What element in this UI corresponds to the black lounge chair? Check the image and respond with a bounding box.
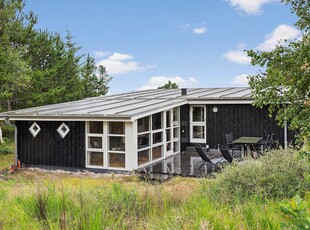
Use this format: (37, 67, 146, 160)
(218, 145, 234, 163)
(194, 144, 225, 172)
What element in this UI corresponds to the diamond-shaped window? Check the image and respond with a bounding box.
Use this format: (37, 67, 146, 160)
(57, 122, 70, 139)
(29, 122, 41, 137)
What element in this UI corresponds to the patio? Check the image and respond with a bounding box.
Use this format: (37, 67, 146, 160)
(136, 148, 231, 180)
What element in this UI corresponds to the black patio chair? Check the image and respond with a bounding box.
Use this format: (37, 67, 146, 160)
(218, 145, 234, 163)
(255, 133, 274, 154)
(256, 134, 270, 149)
(267, 133, 274, 149)
(194, 144, 225, 173)
(225, 133, 240, 157)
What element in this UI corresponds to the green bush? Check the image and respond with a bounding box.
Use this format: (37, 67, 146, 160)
(202, 149, 310, 203)
(0, 142, 14, 155)
(0, 123, 15, 141)
(280, 194, 310, 230)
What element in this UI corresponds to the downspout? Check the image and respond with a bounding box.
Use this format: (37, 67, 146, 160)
(4, 117, 18, 166)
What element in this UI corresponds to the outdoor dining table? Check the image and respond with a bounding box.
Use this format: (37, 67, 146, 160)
(233, 136, 263, 158)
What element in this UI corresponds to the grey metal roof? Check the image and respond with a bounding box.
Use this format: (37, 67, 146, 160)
(0, 87, 253, 121)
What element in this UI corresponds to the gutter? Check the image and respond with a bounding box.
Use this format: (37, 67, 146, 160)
(4, 117, 18, 167)
(0, 114, 132, 122)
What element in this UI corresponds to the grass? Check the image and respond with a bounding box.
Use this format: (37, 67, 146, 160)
(0, 145, 309, 229)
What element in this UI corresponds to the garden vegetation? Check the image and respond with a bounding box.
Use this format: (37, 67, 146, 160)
(0, 146, 309, 229)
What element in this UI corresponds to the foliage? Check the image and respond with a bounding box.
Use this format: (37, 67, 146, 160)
(158, 80, 179, 89)
(247, 0, 310, 146)
(0, 0, 112, 112)
(0, 122, 14, 140)
(0, 174, 288, 229)
(202, 149, 310, 202)
(0, 142, 14, 170)
(81, 55, 112, 98)
(280, 194, 310, 230)
(0, 140, 13, 155)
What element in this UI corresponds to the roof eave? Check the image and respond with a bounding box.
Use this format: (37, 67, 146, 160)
(188, 97, 254, 104)
(0, 114, 132, 122)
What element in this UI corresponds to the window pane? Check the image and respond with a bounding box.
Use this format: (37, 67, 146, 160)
(138, 149, 150, 165)
(138, 116, 150, 133)
(173, 127, 179, 138)
(166, 111, 171, 127)
(89, 122, 103, 133)
(193, 107, 204, 122)
(88, 137, 102, 149)
(152, 145, 163, 160)
(109, 122, 125, 134)
(193, 126, 205, 139)
(166, 142, 171, 152)
(173, 108, 179, 126)
(88, 152, 103, 166)
(109, 136, 125, 151)
(173, 142, 180, 153)
(166, 129, 171, 141)
(152, 112, 162, 130)
(153, 132, 163, 144)
(109, 153, 125, 168)
(138, 133, 150, 149)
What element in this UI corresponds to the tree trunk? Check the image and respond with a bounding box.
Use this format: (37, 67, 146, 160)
(7, 99, 11, 111)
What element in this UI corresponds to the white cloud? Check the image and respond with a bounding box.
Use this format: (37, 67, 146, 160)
(193, 27, 207, 34)
(223, 50, 251, 65)
(93, 51, 108, 58)
(97, 52, 156, 75)
(224, 24, 301, 65)
(226, 0, 274, 15)
(256, 24, 301, 51)
(231, 74, 249, 86)
(182, 22, 207, 34)
(139, 76, 199, 90)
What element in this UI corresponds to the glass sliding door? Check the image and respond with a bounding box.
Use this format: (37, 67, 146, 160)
(190, 105, 206, 143)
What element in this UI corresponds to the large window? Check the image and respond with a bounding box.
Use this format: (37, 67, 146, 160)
(86, 121, 104, 167)
(108, 122, 125, 168)
(190, 106, 206, 143)
(173, 107, 180, 154)
(137, 107, 180, 166)
(86, 121, 126, 169)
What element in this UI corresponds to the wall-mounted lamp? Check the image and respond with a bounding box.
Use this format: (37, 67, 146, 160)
(212, 106, 218, 113)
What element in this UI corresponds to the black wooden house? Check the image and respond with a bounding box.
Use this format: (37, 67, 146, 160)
(0, 88, 294, 171)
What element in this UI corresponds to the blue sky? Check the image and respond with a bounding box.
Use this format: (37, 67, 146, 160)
(25, 0, 301, 94)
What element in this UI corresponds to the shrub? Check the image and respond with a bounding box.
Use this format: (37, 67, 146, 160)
(280, 194, 310, 230)
(202, 149, 310, 203)
(0, 124, 15, 141)
(0, 142, 14, 155)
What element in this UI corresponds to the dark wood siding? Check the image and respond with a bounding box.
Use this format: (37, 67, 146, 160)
(204, 104, 295, 148)
(16, 121, 85, 168)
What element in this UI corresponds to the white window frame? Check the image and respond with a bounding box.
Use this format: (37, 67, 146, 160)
(190, 105, 206, 143)
(85, 121, 126, 170)
(172, 107, 180, 154)
(107, 122, 126, 169)
(137, 107, 181, 167)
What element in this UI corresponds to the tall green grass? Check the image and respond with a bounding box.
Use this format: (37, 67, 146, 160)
(0, 148, 309, 229)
